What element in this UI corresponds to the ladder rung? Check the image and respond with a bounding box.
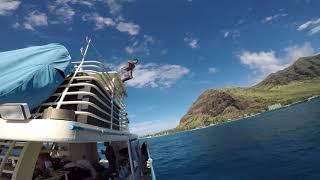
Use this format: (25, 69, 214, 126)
(0, 144, 24, 149)
(2, 169, 13, 174)
(0, 142, 10, 146)
(0, 142, 25, 147)
(0, 155, 19, 161)
(14, 142, 25, 147)
(0, 147, 23, 151)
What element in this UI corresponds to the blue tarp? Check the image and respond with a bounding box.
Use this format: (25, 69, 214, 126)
(0, 43, 72, 110)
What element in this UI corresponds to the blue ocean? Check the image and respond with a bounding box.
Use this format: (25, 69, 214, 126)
(146, 98, 320, 180)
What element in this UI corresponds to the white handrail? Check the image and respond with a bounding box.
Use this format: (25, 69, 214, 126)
(72, 61, 126, 108)
(75, 111, 120, 126)
(52, 91, 112, 111)
(61, 83, 112, 101)
(71, 75, 124, 109)
(43, 101, 111, 117)
(72, 67, 125, 109)
(56, 38, 91, 109)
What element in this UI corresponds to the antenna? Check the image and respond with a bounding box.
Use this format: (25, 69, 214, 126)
(80, 47, 84, 56)
(81, 36, 91, 62)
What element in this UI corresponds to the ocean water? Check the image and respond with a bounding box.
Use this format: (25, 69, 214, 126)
(146, 98, 320, 180)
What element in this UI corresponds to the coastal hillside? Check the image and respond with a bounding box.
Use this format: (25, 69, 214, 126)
(177, 55, 320, 130)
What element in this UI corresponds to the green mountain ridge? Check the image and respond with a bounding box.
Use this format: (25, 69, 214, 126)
(178, 54, 320, 130)
(145, 54, 320, 137)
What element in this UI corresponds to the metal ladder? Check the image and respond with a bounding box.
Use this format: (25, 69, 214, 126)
(0, 140, 42, 180)
(0, 140, 25, 179)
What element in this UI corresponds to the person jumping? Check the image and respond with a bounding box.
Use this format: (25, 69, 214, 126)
(121, 59, 138, 82)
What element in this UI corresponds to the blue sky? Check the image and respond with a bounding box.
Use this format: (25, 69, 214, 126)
(1, 0, 320, 135)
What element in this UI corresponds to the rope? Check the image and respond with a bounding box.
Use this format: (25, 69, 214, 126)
(91, 41, 105, 60)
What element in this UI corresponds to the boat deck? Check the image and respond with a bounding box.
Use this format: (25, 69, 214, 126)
(0, 118, 136, 142)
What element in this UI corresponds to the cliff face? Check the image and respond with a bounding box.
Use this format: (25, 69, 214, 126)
(178, 55, 320, 130)
(179, 89, 254, 128)
(180, 90, 249, 123)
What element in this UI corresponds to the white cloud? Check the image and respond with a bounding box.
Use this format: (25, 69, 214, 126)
(223, 30, 240, 39)
(116, 22, 140, 35)
(72, 0, 94, 7)
(236, 19, 245, 25)
(239, 51, 285, 75)
(106, 0, 135, 15)
(82, 13, 115, 30)
(297, 17, 320, 30)
(79, 0, 141, 36)
(48, 0, 76, 23)
(265, 16, 273, 22)
(0, 0, 20, 15)
(189, 39, 199, 48)
(297, 17, 320, 35)
(118, 63, 189, 88)
(208, 67, 217, 74)
(81, 13, 141, 36)
(125, 46, 135, 54)
(262, 13, 287, 23)
(23, 11, 48, 31)
(184, 37, 199, 49)
(54, 6, 75, 23)
(125, 35, 154, 55)
(224, 31, 230, 38)
(283, 42, 315, 63)
(130, 118, 180, 136)
(222, 18, 244, 39)
(238, 42, 315, 78)
(310, 25, 320, 35)
(106, 0, 122, 15)
(12, 22, 20, 29)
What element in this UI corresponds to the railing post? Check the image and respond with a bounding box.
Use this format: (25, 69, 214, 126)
(127, 140, 135, 179)
(110, 77, 115, 130)
(119, 114, 122, 131)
